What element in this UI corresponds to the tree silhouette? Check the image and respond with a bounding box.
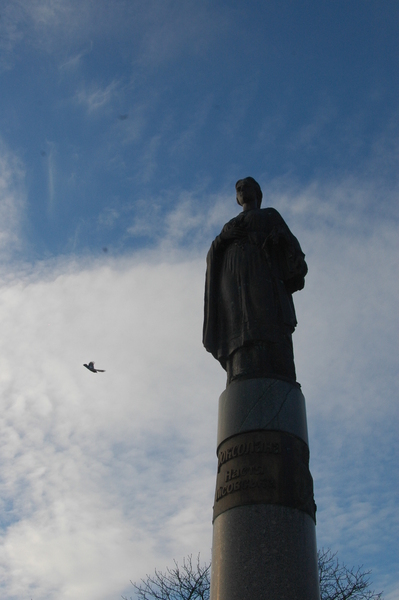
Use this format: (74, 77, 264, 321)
(126, 555, 210, 600)
(318, 548, 383, 600)
(125, 549, 383, 600)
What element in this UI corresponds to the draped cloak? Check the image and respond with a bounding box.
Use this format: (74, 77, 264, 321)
(203, 207, 307, 369)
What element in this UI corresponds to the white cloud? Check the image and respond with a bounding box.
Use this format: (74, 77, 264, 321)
(58, 43, 93, 72)
(74, 80, 120, 114)
(0, 4, 25, 71)
(126, 188, 232, 252)
(0, 252, 219, 599)
(168, 96, 214, 158)
(132, 1, 232, 68)
(0, 170, 397, 598)
(0, 143, 26, 261)
(0, 0, 232, 72)
(0, 0, 91, 66)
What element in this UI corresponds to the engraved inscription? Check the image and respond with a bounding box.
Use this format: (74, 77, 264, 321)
(225, 465, 266, 482)
(216, 476, 276, 501)
(213, 430, 316, 522)
(218, 439, 280, 472)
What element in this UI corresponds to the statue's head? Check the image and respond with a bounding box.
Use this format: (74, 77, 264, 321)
(235, 177, 263, 208)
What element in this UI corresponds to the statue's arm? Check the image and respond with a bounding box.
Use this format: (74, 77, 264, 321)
(263, 209, 308, 293)
(210, 218, 246, 252)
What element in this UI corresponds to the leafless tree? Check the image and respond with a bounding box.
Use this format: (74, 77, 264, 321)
(124, 549, 383, 600)
(318, 548, 383, 600)
(124, 554, 210, 600)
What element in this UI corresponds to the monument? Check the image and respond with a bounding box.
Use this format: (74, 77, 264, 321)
(203, 177, 319, 600)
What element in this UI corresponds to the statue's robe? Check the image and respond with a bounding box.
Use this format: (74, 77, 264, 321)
(203, 208, 307, 376)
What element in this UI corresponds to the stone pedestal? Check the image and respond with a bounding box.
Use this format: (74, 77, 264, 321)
(210, 378, 320, 600)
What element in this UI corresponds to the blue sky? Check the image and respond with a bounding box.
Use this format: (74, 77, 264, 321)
(0, 1, 397, 599)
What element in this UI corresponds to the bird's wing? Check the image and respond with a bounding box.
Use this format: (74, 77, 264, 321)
(88, 362, 94, 368)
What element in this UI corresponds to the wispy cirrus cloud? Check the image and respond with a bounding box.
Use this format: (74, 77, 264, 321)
(0, 3, 395, 597)
(131, 0, 232, 67)
(73, 80, 120, 114)
(0, 165, 397, 598)
(126, 187, 232, 252)
(0, 0, 232, 72)
(0, 143, 26, 262)
(0, 0, 90, 66)
(58, 43, 93, 72)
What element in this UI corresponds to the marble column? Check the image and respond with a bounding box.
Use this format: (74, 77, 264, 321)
(210, 378, 320, 600)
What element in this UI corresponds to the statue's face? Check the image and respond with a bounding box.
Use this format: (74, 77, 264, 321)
(236, 178, 258, 207)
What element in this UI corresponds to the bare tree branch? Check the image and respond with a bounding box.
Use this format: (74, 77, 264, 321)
(123, 554, 210, 600)
(318, 548, 383, 600)
(124, 549, 383, 600)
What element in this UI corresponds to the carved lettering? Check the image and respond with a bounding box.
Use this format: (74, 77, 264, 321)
(213, 430, 316, 523)
(218, 439, 280, 472)
(225, 465, 266, 482)
(216, 477, 276, 501)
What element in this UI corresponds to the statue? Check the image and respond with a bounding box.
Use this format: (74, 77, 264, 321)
(203, 177, 307, 385)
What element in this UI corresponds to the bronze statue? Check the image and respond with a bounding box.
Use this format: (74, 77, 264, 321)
(203, 177, 307, 385)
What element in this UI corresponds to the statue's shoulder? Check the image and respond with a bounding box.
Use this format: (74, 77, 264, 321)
(223, 213, 242, 229)
(256, 207, 286, 225)
(261, 207, 283, 218)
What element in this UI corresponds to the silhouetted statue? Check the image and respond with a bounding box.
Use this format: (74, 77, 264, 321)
(203, 177, 307, 385)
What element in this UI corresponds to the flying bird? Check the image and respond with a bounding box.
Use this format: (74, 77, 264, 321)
(83, 361, 105, 373)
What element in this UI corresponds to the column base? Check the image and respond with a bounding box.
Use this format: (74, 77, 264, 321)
(211, 504, 319, 600)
